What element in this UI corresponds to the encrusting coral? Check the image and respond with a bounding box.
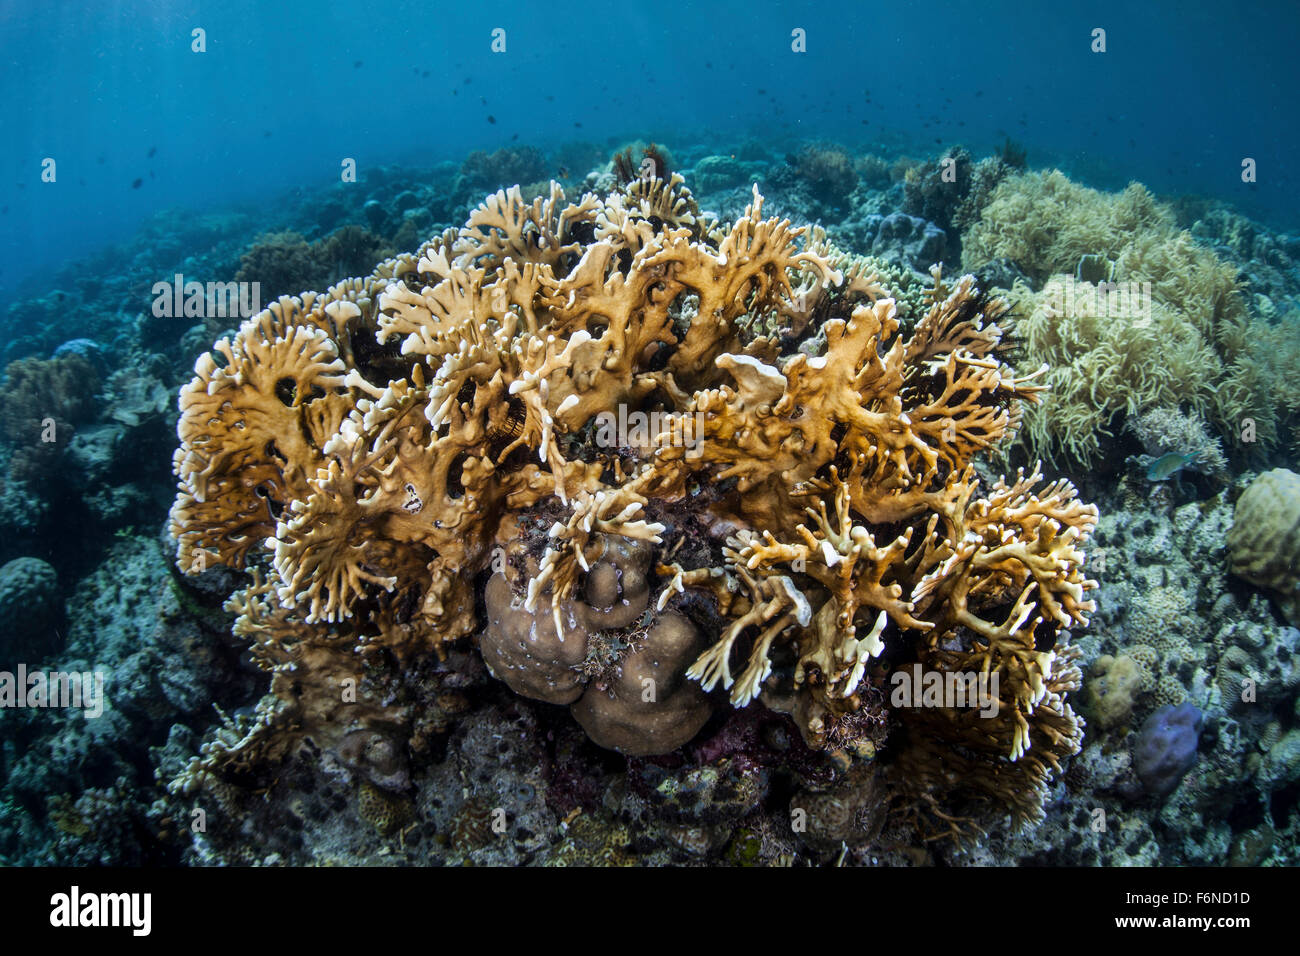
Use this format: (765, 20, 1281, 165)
(169, 170, 1098, 835)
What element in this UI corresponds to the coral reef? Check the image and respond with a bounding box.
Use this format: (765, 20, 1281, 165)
(234, 226, 393, 305)
(1127, 406, 1228, 477)
(793, 143, 857, 205)
(0, 352, 100, 488)
(960, 168, 1300, 465)
(167, 171, 1098, 839)
(1032, 474, 1300, 865)
(0, 557, 62, 665)
(4, 136, 1297, 868)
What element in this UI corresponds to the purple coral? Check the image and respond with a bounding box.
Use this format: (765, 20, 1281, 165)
(1133, 702, 1204, 797)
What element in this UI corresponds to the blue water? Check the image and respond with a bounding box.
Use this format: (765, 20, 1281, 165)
(2, 0, 1298, 297)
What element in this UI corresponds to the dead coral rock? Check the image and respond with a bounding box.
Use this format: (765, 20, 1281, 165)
(1228, 469, 1300, 625)
(629, 755, 770, 824)
(0, 556, 62, 664)
(106, 365, 172, 428)
(790, 764, 888, 851)
(868, 212, 947, 272)
(337, 726, 411, 791)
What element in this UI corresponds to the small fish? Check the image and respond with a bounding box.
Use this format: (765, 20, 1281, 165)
(487, 114, 495, 124)
(1146, 452, 1199, 483)
(131, 178, 143, 189)
(147, 145, 156, 158)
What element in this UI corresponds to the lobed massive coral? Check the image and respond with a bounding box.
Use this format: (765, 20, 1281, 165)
(1228, 468, 1300, 626)
(0, 352, 101, 489)
(170, 172, 1098, 833)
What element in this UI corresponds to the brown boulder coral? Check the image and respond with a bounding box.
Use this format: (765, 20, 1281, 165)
(482, 532, 712, 755)
(1228, 468, 1300, 625)
(169, 172, 1097, 834)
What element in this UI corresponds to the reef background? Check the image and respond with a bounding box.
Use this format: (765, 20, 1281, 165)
(1, 1, 1299, 866)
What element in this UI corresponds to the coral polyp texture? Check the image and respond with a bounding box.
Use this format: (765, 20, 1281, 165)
(168, 173, 1099, 833)
(1228, 468, 1300, 625)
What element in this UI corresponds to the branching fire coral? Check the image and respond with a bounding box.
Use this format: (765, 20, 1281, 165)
(170, 172, 1097, 833)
